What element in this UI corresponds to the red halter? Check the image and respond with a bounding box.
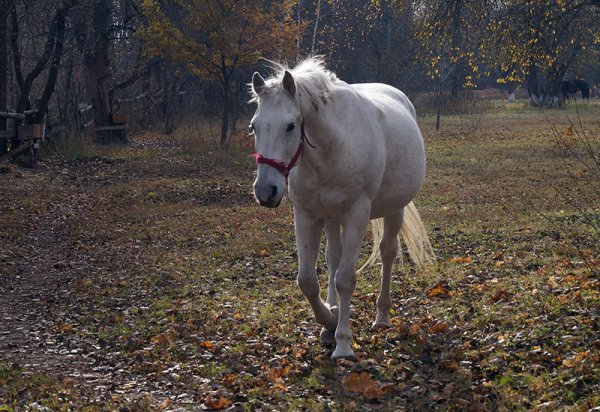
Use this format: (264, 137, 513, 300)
(252, 122, 310, 182)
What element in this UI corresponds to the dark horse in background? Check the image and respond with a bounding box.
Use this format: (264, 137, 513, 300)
(562, 77, 591, 103)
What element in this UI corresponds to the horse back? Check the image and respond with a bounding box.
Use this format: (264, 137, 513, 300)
(351, 83, 417, 121)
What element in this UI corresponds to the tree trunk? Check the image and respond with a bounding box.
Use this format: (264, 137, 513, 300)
(220, 56, 233, 146)
(311, 0, 322, 53)
(164, 71, 179, 135)
(527, 65, 542, 106)
(9, 2, 70, 151)
(449, 0, 464, 99)
(15, 7, 63, 115)
(436, 82, 443, 131)
(89, 61, 112, 142)
(59, 48, 75, 125)
(81, 0, 120, 144)
(0, 1, 12, 155)
(34, 6, 68, 124)
(220, 85, 230, 146)
(546, 77, 562, 108)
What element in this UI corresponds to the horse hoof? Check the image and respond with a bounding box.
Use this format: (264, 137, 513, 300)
(331, 344, 356, 361)
(371, 321, 392, 331)
(320, 328, 336, 345)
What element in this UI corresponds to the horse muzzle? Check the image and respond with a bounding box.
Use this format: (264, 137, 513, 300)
(254, 182, 283, 208)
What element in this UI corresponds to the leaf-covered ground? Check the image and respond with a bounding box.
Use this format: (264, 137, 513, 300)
(1, 102, 599, 411)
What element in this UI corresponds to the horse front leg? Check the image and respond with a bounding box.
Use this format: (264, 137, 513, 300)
(294, 208, 338, 332)
(332, 204, 370, 360)
(320, 220, 342, 344)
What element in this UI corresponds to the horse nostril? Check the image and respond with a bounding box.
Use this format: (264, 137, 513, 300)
(270, 185, 278, 199)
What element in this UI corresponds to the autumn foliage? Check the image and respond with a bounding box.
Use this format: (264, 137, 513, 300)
(140, 0, 302, 144)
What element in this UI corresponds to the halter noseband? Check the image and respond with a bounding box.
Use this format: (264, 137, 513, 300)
(252, 122, 312, 182)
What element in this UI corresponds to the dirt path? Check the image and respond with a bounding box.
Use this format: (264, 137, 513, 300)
(0, 162, 117, 402)
(1, 145, 201, 408)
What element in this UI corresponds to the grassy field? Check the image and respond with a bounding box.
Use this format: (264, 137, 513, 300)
(0, 100, 599, 411)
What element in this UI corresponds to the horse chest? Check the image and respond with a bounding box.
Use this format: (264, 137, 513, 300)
(290, 183, 354, 220)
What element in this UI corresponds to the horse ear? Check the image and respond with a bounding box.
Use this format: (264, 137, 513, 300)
(282, 70, 296, 97)
(252, 72, 266, 96)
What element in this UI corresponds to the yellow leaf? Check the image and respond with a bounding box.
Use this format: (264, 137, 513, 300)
(562, 358, 575, 368)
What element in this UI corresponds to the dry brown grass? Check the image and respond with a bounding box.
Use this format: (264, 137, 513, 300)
(0, 100, 598, 410)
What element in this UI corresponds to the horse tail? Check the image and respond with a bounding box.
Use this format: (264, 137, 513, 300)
(359, 201, 434, 272)
(400, 202, 435, 266)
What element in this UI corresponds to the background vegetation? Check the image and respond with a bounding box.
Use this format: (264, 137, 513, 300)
(1, 0, 600, 150)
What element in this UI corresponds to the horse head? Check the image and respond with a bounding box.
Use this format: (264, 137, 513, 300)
(250, 70, 303, 208)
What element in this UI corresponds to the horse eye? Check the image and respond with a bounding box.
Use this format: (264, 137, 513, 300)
(286, 123, 296, 132)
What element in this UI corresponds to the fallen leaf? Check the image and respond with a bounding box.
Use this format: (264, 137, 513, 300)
(343, 371, 387, 400)
(489, 289, 510, 303)
(391, 317, 408, 335)
(565, 125, 574, 137)
(158, 398, 173, 410)
(56, 323, 75, 333)
(547, 276, 559, 290)
(267, 366, 290, 381)
(410, 323, 422, 335)
(204, 395, 232, 410)
(427, 281, 451, 298)
(199, 340, 214, 350)
(430, 322, 449, 334)
(151, 333, 170, 346)
(222, 373, 238, 386)
(271, 380, 288, 392)
(449, 256, 473, 264)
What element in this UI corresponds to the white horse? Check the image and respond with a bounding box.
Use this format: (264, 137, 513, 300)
(250, 57, 433, 360)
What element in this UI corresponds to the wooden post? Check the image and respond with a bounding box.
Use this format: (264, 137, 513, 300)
(17, 124, 43, 166)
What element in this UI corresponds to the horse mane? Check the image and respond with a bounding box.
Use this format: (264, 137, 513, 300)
(250, 56, 338, 115)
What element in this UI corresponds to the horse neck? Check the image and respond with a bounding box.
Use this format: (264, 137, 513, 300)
(301, 106, 342, 165)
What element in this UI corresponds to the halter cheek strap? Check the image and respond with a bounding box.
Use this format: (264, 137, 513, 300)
(252, 122, 311, 182)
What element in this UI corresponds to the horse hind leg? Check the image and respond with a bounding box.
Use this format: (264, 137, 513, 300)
(373, 211, 404, 329)
(324, 221, 342, 307)
(331, 204, 370, 360)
